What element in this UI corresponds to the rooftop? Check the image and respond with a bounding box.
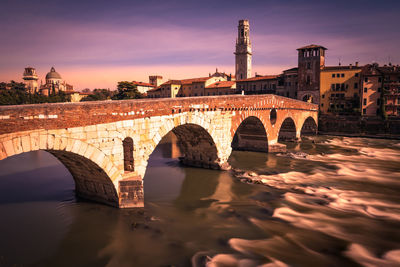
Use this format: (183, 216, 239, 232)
(132, 81, 155, 87)
(322, 65, 362, 71)
(237, 75, 279, 82)
(206, 81, 236, 89)
(297, 44, 327, 50)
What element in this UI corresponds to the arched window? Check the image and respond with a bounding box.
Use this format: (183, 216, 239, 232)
(123, 137, 134, 171)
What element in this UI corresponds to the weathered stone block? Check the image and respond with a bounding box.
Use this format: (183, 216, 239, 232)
(21, 135, 31, 153)
(2, 139, 15, 157)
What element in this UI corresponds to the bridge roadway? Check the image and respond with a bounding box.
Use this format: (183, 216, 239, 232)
(0, 95, 318, 208)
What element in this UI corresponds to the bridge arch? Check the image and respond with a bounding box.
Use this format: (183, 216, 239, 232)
(231, 115, 269, 153)
(132, 112, 230, 179)
(0, 134, 119, 206)
(278, 117, 297, 141)
(300, 116, 318, 136)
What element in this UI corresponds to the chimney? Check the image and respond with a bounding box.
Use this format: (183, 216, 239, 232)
(355, 62, 359, 67)
(349, 64, 352, 69)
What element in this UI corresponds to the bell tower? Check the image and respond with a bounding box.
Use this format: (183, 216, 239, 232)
(235, 19, 252, 80)
(23, 67, 39, 94)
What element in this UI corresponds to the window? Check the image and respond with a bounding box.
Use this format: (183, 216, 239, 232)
(378, 77, 382, 83)
(307, 62, 311, 69)
(363, 98, 367, 105)
(364, 77, 368, 82)
(378, 87, 381, 92)
(337, 73, 340, 77)
(354, 83, 358, 89)
(341, 73, 345, 78)
(355, 73, 359, 77)
(364, 88, 367, 93)
(336, 84, 340, 90)
(321, 103, 324, 107)
(322, 94, 325, 99)
(332, 74, 335, 78)
(331, 84, 335, 90)
(363, 108, 366, 114)
(377, 99, 380, 105)
(307, 75, 311, 85)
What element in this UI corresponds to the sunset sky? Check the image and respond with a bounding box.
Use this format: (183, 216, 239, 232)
(1, 0, 399, 90)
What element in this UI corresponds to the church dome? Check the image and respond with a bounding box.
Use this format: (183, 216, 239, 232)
(46, 67, 62, 80)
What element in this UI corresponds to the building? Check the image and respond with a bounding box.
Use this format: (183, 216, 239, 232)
(235, 20, 252, 80)
(67, 91, 93, 102)
(236, 75, 279, 95)
(149, 75, 163, 87)
(39, 67, 73, 96)
(280, 68, 298, 98)
(131, 81, 156, 95)
(361, 64, 400, 117)
(319, 64, 362, 115)
(297, 45, 327, 104)
(147, 74, 229, 98)
(205, 81, 236, 96)
(22, 67, 39, 94)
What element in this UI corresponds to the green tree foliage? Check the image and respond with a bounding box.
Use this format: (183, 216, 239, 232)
(0, 81, 70, 105)
(81, 89, 114, 101)
(112, 81, 143, 100)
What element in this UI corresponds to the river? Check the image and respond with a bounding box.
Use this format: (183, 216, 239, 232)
(0, 135, 399, 267)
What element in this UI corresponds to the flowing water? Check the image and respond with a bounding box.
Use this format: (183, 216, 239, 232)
(0, 135, 399, 267)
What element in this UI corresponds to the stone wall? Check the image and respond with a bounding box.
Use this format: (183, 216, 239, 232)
(319, 115, 400, 138)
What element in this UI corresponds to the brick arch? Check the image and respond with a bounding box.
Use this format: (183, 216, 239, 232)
(0, 133, 120, 206)
(276, 115, 298, 141)
(298, 91, 319, 104)
(231, 114, 269, 153)
(230, 111, 269, 142)
(299, 116, 318, 136)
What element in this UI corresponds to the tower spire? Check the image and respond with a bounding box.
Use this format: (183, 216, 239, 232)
(235, 19, 252, 80)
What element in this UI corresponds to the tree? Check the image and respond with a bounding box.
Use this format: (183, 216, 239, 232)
(81, 89, 114, 101)
(0, 81, 70, 105)
(112, 81, 142, 100)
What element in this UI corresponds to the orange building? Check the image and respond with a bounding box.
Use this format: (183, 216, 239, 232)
(320, 64, 362, 115)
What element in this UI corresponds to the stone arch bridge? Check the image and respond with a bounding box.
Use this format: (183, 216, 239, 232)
(0, 95, 318, 208)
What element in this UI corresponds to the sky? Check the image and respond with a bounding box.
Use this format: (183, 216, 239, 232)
(0, 0, 399, 90)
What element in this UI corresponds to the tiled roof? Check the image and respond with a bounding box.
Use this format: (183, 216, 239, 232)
(283, 67, 298, 72)
(322, 66, 362, 71)
(206, 81, 236, 89)
(236, 75, 278, 82)
(180, 77, 210, 84)
(147, 87, 161, 92)
(132, 81, 155, 87)
(297, 44, 327, 50)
